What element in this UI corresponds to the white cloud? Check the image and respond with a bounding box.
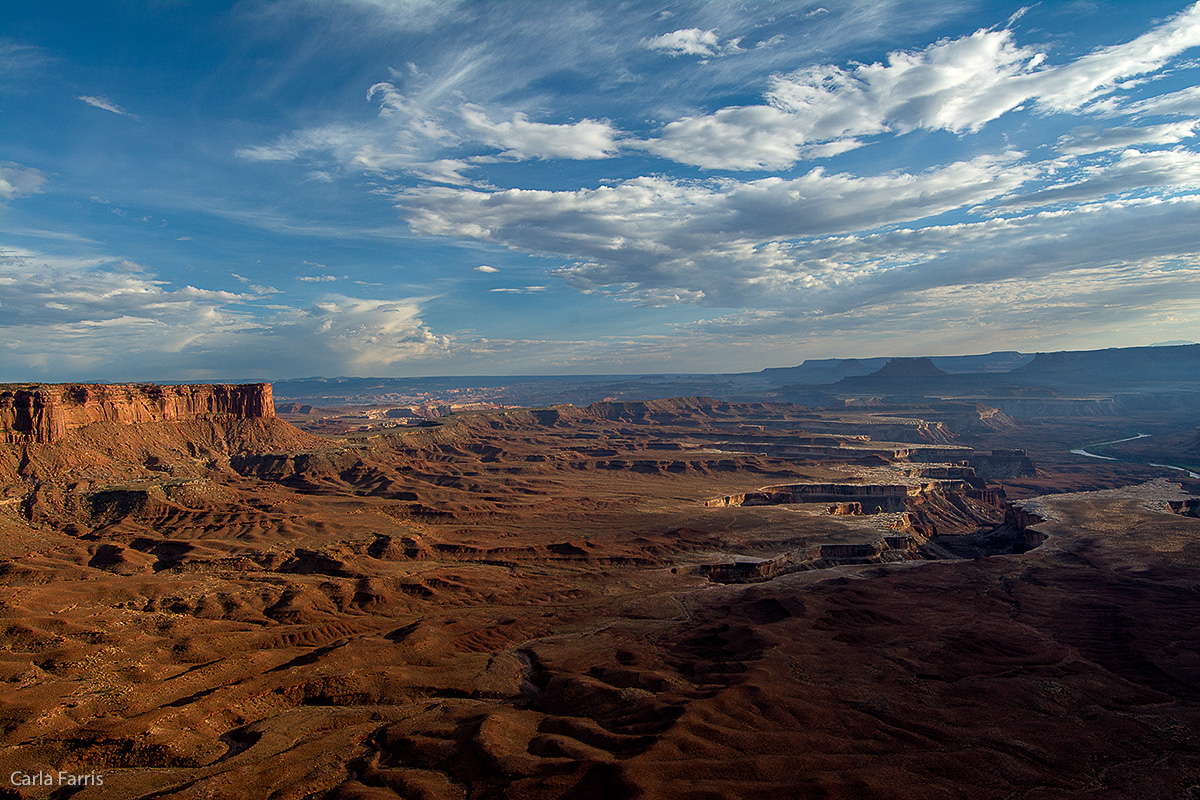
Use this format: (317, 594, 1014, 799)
(237, 4, 1041, 179)
(489, 285, 547, 293)
(290, 295, 450, 368)
(78, 94, 139, 119)
(669, 194, 1200, 356)
(218, 1, 1200, 368)
(1057, 120, 1199, 153)
(641, 4, 1200, 171)
(1125, 84, 1200, 116)
(640, 28, 1042, 170)
(236, 123, 365, 163)
(644, 28, 732, 57)
(0, 248, 255, 369)
(1025, 3, 1200, 113)
(762, 195, 1200, 313)
(297, 274, 343, 282)
(0, 247, 450, 379)
(239, 80, 624, 183)
(460, 106, 621, 160)
(1, 39, 51, 79)
(0, 162, 47, 201)
(996, 147, 1200, 209)
(398, 154, 1037, 307)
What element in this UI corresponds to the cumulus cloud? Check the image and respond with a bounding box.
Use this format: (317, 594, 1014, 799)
(0, 162, 47, 201)
(474, 265, 499, 272)
(460, 106, 621, 160)
(393, 137, 1200, 329)
(0, 247, 450, 379)
(0, 249, 256, 371)
(78, 94, 138, 119)
(286, 295, 450, 368)
(644, 28, 739, 57)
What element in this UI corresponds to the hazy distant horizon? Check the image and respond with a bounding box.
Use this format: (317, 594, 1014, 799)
(5, 340, 1199, 389)
(4, 1, 1200, 383)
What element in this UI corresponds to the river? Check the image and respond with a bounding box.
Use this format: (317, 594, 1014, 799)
(1070, 433, 1200, 478)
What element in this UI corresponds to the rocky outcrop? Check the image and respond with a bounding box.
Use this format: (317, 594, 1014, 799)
(967, 449, 1038, 479)
(706, 483, 913, 512)
(1, 383, 274, 444)
(1167, 499, 1200, 518)
(697, 534, 925, 583)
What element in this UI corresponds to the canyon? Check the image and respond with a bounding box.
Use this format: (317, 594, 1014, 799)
(0, 374, 1198, 799)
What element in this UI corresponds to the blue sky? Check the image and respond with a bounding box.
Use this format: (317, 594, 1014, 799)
(3, 0, 1200, 381)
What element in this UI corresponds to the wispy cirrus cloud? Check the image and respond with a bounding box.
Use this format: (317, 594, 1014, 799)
(239, 3, 1200, 180)
(646, 3, 1200, 170)
(239, 80, 625, 184)
(78, 94, 139, 119)
(489, 285, 547, 294)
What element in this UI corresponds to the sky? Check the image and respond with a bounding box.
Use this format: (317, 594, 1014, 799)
(3, 0, 1200, 381)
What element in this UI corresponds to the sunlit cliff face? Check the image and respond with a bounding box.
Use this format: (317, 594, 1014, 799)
(0, 384, 273, 444)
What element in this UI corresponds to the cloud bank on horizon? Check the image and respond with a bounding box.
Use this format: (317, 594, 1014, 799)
(2, 0, 1200, 380)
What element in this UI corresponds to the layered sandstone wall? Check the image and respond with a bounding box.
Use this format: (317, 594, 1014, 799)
(0, 383, 274, 444)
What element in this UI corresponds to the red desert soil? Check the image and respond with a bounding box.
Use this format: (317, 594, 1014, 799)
(0, 387, 1198, 799)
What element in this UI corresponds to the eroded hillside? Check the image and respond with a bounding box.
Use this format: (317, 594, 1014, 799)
(0, 386, 1198, 799)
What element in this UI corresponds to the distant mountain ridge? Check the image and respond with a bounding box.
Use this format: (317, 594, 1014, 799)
(757, 351, 1032, 385)
(1011, 344, 1200, 385)
(260, 343, 1200, 407)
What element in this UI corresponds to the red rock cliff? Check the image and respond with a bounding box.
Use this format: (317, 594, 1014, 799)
(0, 383, 274, 444)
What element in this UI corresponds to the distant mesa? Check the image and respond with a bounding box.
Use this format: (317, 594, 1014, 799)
(276, 402, 315, 415)
(1, 383, 274, 444)
(758, 351, 1032, 387)
(830, 357, 951, 393)
(1012, 343, 1200, 386)
(869, 357, 948, 378)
